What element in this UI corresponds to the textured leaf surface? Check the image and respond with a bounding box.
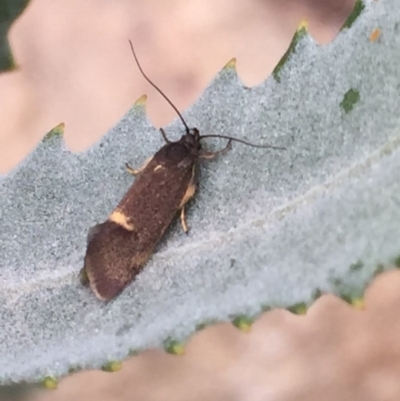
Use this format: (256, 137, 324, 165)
(1, 0, 399, 383)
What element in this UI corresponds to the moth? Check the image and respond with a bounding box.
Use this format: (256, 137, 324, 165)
(80, 40, 285, 301)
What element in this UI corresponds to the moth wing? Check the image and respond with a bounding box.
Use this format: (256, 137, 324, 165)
(86, 223, 103, 244)
(177, 155, 196, 169)
(84, 224, 140, 301)
(88, 260, 134, 301)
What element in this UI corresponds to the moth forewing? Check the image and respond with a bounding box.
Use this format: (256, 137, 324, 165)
(82, 135, 201, 301)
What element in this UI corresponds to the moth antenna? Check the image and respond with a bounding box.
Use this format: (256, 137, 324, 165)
(200, 134, 285, 150)
(128, 40, 190, 134)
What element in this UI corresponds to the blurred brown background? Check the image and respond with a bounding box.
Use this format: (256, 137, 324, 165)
(4, 1, 400, 401)
(1, 0, 352, 174)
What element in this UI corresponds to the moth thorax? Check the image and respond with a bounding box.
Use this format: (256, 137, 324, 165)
(183, 129, 201, 150)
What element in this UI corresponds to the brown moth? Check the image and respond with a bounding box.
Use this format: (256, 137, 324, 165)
(80, 40, 285, 301)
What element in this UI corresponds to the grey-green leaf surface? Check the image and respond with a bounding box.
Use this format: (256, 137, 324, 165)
(1, 0, 399, 383)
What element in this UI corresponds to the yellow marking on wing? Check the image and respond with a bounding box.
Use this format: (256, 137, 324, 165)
(109, 210, 135, 231)
(154, 164, 163, 172)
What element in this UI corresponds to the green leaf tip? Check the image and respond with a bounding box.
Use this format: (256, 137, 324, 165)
(287, 302, 307, 315)
(341, 294, 365, 310)
(340, 88, 360, 114)
(101, 361, 123, 372)
(42, 122, 65, 142)
(130, 94, 147, 116)
(272, 19, 309, 83)
(351, 298, 365, 310)
(232, 315, 253, 332)
(41, 376, 58, 390)
(164, 340, 185, 355)
(223, 58, 236, 70)
(341, 0, 365, 30)
(134, 94, 147, 107)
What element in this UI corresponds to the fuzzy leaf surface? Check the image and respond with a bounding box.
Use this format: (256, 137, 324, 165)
(1, 0, 399, 383)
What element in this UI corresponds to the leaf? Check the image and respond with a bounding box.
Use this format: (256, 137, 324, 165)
(1, 0, 399, 384)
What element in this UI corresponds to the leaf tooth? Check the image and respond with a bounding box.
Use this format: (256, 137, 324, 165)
(297, 18, 309, 32)
(41, 376, 58, 389)
(133, 94, 147, 108)
(101, 361, 123, 372)
(287, 302, 308, 315)
(341, 0, 365, 31)
(272, 18, 310, 83)
(42, 122, 65, 144)
(128, 94, 148, 124)
(350, 297, 365, 310)
(232, 315, 253, 332)
(164, 340, 185, 355)
(223, 57, 236, 71)
(341, 294, 365, 310)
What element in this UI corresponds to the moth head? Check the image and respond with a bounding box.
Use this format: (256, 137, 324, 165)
(182, 128, 201, 151)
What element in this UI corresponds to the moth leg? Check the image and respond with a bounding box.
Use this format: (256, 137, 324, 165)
(179, 167, 197, 210)
(125, 156, 153, 175)
(159, 128, 172, 143)
(180, 206, 189, 234)
(178, 166, 197, 234)
(200, 139, 232, 160)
